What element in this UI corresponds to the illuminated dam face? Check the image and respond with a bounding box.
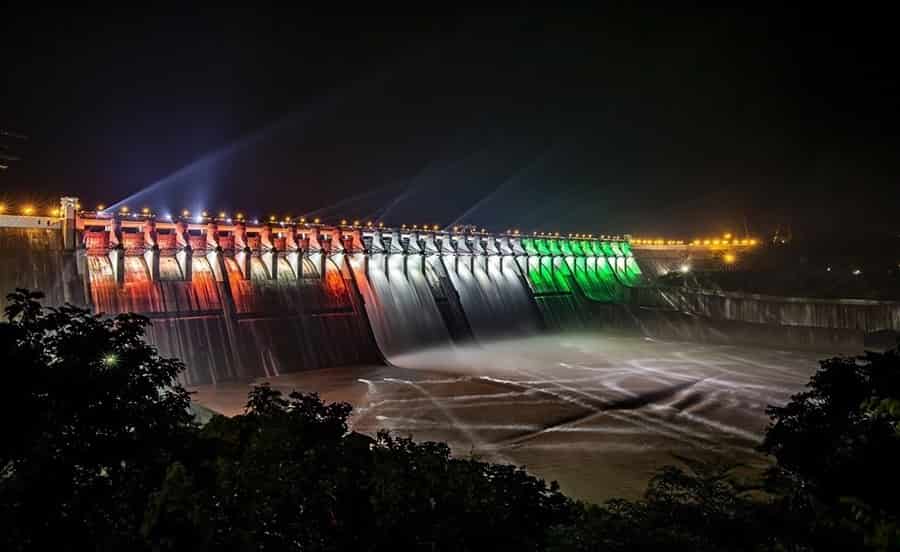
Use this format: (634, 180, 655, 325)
(4, 199, 897, 387)
(0, 202, 648, 385)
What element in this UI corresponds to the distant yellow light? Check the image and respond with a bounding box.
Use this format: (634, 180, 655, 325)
(0, 204, 6, 214)
(299, 217, 306, 223)
(703, 240, 710, 245)
(219, 212, 226, 219)
(723, 253, 736, 264)
(51, 208, 60, 217)
(432, 224, 438, 231)
(724, 233, 732, 240)
(712, 239, 720, 245)
(341, 219, 347, 225)
(182, 209, 190, 217)
(378, 222, 384, 228)
(236, 213, 244, 220)
(97, 204, 106, 211)
(201, 211, 209, 217)
(269, 215, 276, 222)
(22, 205, 34, 215)
(313, 218, 320, 224)
(120, 206, 129, 214)
(749, 239, 757, 246)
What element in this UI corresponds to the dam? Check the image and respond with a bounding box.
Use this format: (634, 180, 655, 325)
(1, 198, 898, 387)
(4, 197, 900, 501)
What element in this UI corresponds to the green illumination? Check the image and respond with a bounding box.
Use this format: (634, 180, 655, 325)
(526, 256, 555, 294)
(548, 239, 563, 256)
(551, 257, 573, 292)
(535, 239, 552, 256)
(619, 256, 643, 287)
(519, 236, 636, 301)
(570, 256, 625, 302)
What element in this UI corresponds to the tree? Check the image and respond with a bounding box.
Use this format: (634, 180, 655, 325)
(761, 348, 900, 550)
(1, 289, 575, 551)
(0, 289, 195, 550)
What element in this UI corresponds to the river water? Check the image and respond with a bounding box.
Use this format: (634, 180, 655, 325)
(191, 333, 821, 502)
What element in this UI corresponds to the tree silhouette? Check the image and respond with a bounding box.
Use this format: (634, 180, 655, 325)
(0, 289, 194, 549)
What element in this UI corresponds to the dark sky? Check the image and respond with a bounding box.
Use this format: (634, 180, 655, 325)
(2, 11, 897, 238)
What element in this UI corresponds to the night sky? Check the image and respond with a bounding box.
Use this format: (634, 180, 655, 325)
(2, 12, 897, 238)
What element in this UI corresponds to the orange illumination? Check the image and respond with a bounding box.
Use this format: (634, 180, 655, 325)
(97, 204, 106, 211)
(50, 208, 60, 217)
(0, 204, 6, 213)
(22, 205, 34, 215)
(723, 253, 736, 264)
(749, 239, 757, 245)
(269, 215, 276, 222)
(724, 233, 732, 239)
(313, 218, 320, 224)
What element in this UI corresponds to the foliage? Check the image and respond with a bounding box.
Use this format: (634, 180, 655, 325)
(0, 289, 194, 550)
(3, 288, 900, 550)
(762, 349, 900, 550)
(0, 290, 573, 551)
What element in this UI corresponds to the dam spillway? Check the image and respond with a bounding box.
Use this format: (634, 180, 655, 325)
(0, 202, 645, 384)
(4, 199, 897, 385)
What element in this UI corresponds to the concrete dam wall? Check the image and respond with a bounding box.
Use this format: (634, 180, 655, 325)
(5, 205, 896, 384)
(0, 209, 647, 383)
(636, 287, 900, 332)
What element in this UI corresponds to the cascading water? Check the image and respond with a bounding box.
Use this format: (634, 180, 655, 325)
(442, 254, 540, 340)
(348, 252, 452, 361)
(1, 218, 659, 385)
(78, 247, 378, 385)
